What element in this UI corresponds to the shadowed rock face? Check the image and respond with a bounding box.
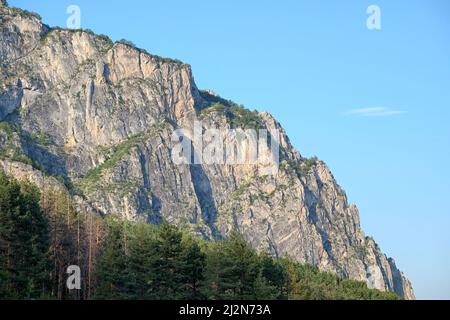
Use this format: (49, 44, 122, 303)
(0, 3, 414, 299)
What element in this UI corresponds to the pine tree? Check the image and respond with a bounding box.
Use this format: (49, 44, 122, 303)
(20, 181, 50, 298)
(207, 230, 260, 299)
(150, 222, 185, 299)
(260, 253, 286, 298)
(0, 173, 50, 299)
(253, 272, 278, 300)
(0, 173, 15, 297)
(94, 218, 128, 299)
(125, 223, 157, 299)
(182, 238, 206, 299)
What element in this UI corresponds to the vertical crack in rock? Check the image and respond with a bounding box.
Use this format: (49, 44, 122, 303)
(189, 164, 221, 240)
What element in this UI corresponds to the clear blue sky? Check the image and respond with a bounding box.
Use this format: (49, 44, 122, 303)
(9, 0, 450, 299)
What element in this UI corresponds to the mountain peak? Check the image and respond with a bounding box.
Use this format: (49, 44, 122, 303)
(0, 3, 414, 299)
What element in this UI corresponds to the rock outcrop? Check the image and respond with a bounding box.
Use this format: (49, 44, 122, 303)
(0, 3, 414, 299)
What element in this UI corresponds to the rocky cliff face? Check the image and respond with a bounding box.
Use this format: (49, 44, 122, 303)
(0, 3, 414, 299)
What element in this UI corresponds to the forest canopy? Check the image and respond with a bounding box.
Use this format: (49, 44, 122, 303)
(0, 172, 400, 300)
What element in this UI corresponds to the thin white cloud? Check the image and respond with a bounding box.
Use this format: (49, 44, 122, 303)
(345, 107, 407, 117)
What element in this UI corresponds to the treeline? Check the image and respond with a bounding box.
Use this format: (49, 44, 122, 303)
(0, 173, 400, 300)
(94, 221, 400, 300)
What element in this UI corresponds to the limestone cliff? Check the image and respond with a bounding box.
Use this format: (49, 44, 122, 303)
(0, 2, 414, 299)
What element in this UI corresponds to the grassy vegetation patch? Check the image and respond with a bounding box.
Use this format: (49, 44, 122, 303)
(200, 102, 264, 130)
(8, 7, 41, 20)
(78, 120, 167, 194)
(279, 152, 319, 181)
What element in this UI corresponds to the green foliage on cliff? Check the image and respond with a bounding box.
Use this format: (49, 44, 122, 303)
(116, 38, 136, 47)
(0, 121, 15, 137)
(298, 156, 319, 176)
(78, 121, 167, 194)
(86, 134, 145, 178)
(200, 102, 264, 130)
(198, 90, 264, 129)
(27, 131, 53, 146)
(279, 155, 319, 181)
(7, 6, 41, 20)
(0, 122, 33, 166)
